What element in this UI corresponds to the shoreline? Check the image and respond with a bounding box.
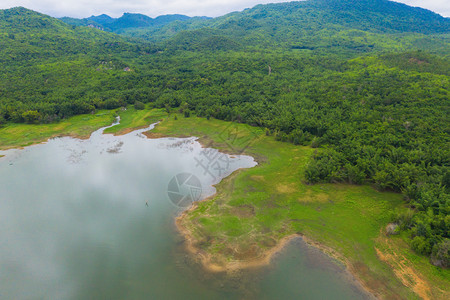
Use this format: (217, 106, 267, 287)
(171, 163, 375, 299)
(1, 118, 426, 299)
(105, 124, 150, 136)
(144, 131, 266, 164)
(301, 235, 377, 299)
(176, 209, 375, 298)
(175, 205, 297, 272)
(144, 122, 376, 297)
(1, 114, 124, 152)
(0, 132, 91, 151)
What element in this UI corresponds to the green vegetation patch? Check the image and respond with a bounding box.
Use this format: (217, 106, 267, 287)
(0, 110, 115, 150)
(103, 107, 167, 135)
(150, 114, 449, 299)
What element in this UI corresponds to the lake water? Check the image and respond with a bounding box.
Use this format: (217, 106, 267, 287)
(0, 122, 369, 299)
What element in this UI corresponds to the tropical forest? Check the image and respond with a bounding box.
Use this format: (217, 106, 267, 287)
(0, 0, 449, 299)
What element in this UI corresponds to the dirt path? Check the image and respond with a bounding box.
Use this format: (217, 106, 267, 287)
(375, 234, 436, 300)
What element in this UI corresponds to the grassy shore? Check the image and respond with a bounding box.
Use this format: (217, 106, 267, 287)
(0, 110, 116, 150)
(0, 106, 166, 150)
(148, 113, 450, 300)
(103, 106, 167, 135)
(1, 109, 448, 299)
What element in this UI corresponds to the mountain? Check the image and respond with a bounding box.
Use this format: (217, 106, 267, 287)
(307, 0, 449, 33)
(0, 7, 156, 122)
(61, 12, 195, 32)
(86, 14, 114, 26)
(0, 1, 449, 285)
(153, 14, 192, 26)
(125, 0, 449, 53)
(0, 7, 151, 64)
(107, 13, 154, 30)
(205, 0, 450, 35)
(58, 0, 449, 55)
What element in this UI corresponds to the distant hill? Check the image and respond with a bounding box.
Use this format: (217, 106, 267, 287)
(60, 12, 199, 33)
(58, 0, 449, 55)
(0, 3, 449, 279)
(0, 7, 147, 64)
(141, 0, 449, 54)
(206, 0, 450, 35)
(86, 14, 114, 26)
(0, 7, 156, 122)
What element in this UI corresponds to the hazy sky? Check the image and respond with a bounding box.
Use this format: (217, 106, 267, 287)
(0, 0, 448, 18)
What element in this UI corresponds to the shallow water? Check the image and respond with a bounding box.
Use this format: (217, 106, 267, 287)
(0, 122, 369, 299)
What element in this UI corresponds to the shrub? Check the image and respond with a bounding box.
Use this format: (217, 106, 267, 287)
(431, 239, 450, 268)
(411, 236, 432, 255)
(134, 101, 145, 110)
(22, 110, 41, 124)
(395, 209, 415, 230)
(305, 150, 344, 183)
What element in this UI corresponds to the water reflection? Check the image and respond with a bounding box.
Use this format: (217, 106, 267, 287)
(0, 122, 368, 299)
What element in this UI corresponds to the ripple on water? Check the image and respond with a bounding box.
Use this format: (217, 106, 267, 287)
(0, 120, 368, 300)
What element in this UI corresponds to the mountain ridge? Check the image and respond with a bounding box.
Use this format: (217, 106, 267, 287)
(106, 0, 449, 53)
(0, 3, 449, 284)
(60, 11, 209, 32)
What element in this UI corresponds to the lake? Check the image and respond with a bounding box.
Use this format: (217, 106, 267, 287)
(0, 121, 369, 299)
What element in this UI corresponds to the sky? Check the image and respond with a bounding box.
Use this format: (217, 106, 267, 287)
(0, 0, 448, 18)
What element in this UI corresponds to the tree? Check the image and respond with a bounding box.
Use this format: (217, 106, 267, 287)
(179, 101, 189, 113)
(431, 239, 450, 268)
(22, 111, 41, 124)
(134, 101, 145, 110)
(411, 236, 432, 255)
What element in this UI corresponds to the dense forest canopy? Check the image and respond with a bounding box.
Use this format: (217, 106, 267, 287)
(0, 0, 449, 267)
(114, 0, 450, 49)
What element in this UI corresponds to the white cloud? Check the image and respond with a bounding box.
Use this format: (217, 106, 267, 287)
(0, 0, 448, 18)
(394, 0, 450, 17)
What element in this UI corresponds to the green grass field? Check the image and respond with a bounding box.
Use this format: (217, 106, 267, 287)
(0, 110, 116, 150)
(150, 113, 450, 300)
(0, 106, 166, 150)
(103, 106, 167, 135)
(1, 109, 448, 299)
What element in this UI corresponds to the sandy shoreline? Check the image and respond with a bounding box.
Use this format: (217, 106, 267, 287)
(0, 132, 91, 151)
(169, 133, 376, 298)
(176, 210, 374, 297)
(176, 209, 297, 273)
(105, 125, 152, 136)
(1, 119, 377, 298)
(0, 120, 378, 298)
(146, 125, 376, 297)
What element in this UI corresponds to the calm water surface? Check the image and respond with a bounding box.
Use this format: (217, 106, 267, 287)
(0, 122, 369, 299)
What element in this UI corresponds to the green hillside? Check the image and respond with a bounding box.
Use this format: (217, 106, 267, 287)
(0, 1, 449, 293)
(0, 7, 149, 64)
(119, 0, 450, 55)
(61, 12, 195, 33)
(0, 7, 157, 122)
